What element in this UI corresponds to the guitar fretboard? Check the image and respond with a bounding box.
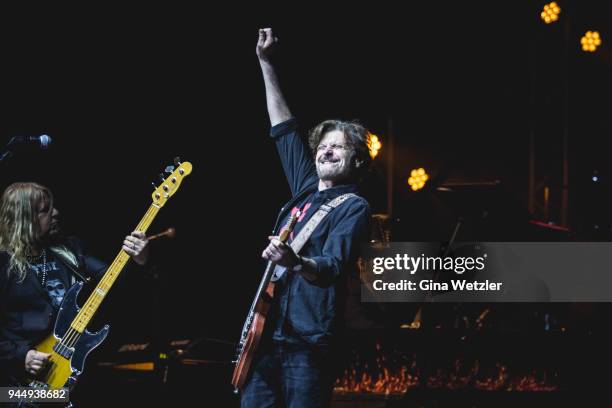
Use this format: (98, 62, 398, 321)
(70, 203, 160, 333)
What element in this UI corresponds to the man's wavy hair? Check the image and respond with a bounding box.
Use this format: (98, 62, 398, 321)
(308, 119, 373, 179)
(0, 182, 76, 282)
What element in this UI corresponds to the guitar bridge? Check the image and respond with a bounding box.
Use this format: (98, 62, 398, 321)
(53, 342, 75, 359)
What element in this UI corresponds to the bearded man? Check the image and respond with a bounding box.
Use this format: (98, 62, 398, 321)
(240, 28, 372, 408)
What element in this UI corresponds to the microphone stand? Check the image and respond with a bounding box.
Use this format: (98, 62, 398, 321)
(0, 137, 19, 166)
(0, 149, 14, 165)
(0, 135, 52, 166)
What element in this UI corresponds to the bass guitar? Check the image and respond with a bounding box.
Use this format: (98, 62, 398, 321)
(24, 158, 192, 391)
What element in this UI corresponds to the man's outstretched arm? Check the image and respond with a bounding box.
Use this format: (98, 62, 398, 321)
(257, 28, 292, 127)
(257, 27, 318, 196)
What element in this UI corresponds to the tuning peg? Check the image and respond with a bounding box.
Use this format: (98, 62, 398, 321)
(174, 157, 181, 166)
(159, 173, 166, 182)
(151, 182, 158, 190)
(164, 165, 175, 174)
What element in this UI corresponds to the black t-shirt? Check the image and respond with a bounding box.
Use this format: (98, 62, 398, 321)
(29, 250, 72, 311)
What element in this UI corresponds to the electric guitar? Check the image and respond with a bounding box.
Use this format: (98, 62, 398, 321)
(24, 158, 192, 391)
(231, 211, 300, 392)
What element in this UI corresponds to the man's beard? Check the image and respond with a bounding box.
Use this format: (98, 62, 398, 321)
(316, 161, 352, 182)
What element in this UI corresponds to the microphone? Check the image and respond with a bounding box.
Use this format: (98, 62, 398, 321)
(7, 134, 53, 149)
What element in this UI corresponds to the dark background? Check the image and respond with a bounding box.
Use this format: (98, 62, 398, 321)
(1, 1, 611, 403)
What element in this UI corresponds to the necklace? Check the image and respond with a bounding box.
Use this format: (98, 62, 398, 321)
(30, 249, 48, 287)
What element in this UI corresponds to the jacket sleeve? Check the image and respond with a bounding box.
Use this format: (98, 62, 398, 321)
(308, 198, 371, 287)
(0, 338, 32, 380)
(0, 255, 32, 381)
(271, 118, 319, 197)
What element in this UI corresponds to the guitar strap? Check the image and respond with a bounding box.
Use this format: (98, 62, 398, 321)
(49, 241, 92, 286)
(271, 193, 356, 282)
(51, 250, 91, 286)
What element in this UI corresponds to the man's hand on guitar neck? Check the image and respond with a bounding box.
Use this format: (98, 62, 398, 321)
(122, 231, 149, 266)
(262, 236, 317, 282)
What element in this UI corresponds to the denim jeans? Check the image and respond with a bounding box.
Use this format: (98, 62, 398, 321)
(240, 342, 334, 408)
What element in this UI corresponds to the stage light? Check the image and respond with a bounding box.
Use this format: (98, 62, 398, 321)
(592, 176, 599, 182)
(581, 31, 602, 52)
(540, 2, 561, 24)
(367, 133, 382, 159)
(408, 167, 429, 191)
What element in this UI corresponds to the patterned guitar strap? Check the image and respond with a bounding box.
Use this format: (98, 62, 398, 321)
(271, 193, 356, 282)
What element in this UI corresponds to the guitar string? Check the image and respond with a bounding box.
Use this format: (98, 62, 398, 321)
(62, 205, 156, 348)
(60, 205, 158, 349)
(235, 214, 299, 360)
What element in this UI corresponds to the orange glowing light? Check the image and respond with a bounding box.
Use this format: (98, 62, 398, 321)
(408, 167, 429, 191)
(367, 133, 382, 159)
(581, 31, 602, 52)
(540, 2, 561, 24)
